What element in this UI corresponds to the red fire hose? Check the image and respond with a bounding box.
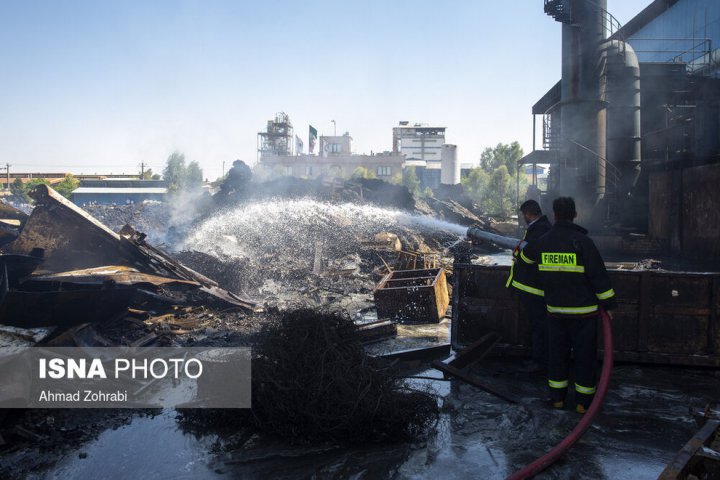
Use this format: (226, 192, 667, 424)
(507, 308, 614, 480)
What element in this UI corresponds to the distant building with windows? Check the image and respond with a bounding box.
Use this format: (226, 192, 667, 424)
(392, 121, 447, 189)
(258, 126, 405, 182)
(260, 151, 404, 182)
(256, 115, 462, 188)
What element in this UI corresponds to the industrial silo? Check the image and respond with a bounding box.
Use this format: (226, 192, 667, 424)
(440, 144, 460, 185)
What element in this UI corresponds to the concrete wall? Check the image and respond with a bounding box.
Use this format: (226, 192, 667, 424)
(319, 134, 352, 155)
(259, 154, 405, 181)
(399, 136, 443, 162)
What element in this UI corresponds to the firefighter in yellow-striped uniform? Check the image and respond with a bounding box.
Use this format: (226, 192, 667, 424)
(506, 200, 552, 372)
(520, 197, 616, 413)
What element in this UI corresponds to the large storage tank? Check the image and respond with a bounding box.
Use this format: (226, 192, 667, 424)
(440, 144, 460, 185)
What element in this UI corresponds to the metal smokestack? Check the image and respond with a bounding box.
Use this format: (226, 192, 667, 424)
(555, 0, 608, 221)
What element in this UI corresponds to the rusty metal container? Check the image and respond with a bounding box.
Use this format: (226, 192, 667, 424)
(374, 268, 449, 324)
(452, 264, 720, 367)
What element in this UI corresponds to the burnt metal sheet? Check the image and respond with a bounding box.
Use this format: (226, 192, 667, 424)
(658, 419, 720, 479)
(683, 164, 720, 260)
(0, 201, 29, 223)
(451, 265, 520, 349)
(452, 263, 720, 367)
(26, 265, 200, 288)
(431, 360, 517, 404)
(0, 288, 135, 329)
(1, 254, 44, 288)
(355, 319, 397, 344)
(7, 185, 257, 312)
(0, 202, 28, 248)
(447, 332, 501, 369)
(376, 343, 451, 362)
(374, 268, 449, 324)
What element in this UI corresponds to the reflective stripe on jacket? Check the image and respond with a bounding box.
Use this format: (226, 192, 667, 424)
(520, 221, 617, 317)
(506, 215, 551, 297)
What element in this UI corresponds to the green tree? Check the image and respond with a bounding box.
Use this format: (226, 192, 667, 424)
(163, 152, 186, 192)
(10, 178, 26, 201)
(185, 161, 203, 189)
(141, 168, 161, 180)
(461, 167, 490, 205)
(162, 152, 203, 192)
(480, 142, 524, 173)
(485, 165, 511, 216)
(402, 166, 420, 197)
(10, 178, 50, 203)
(53, 174, 80, 198)
(462, 141, 528, 218)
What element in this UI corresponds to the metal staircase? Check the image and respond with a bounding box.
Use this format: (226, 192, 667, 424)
(542, 1, 633, 222)
(544, 0, 571, 24)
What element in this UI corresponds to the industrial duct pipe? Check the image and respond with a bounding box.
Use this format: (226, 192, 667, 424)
(599, 40, 642, 201)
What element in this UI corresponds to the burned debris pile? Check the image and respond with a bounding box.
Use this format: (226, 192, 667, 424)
(181, 309, 439, 445)
(171, 174, 503, 313)
(0, 184, 258, 349)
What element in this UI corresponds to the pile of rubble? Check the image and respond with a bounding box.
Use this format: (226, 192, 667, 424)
(0, 185, 259, 351)
(0, 177, 503, 472)
(0, 174, 509, 353)
(166, 175, 503, 313)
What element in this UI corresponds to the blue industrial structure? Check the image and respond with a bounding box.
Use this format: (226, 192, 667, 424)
(623, 0, 720, 73)
(521, 0, 720, 258)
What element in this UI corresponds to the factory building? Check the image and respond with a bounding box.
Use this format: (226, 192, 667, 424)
(523, 0, 720, 258)
(257, 112, 294, 161)
(392, 121, 447, 189)
(258, 124, 405, 182)
(260, 151, 405, 182)
(257, 115, 462, 188)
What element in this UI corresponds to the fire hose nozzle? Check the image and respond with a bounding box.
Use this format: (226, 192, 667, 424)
(466, 226, 520, 250)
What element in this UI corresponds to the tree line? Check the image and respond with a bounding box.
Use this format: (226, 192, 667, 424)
(461, 141, 528, 218)
(9, 151, 205, 203)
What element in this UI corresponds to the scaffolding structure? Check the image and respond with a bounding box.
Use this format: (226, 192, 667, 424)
(258, 112, 294, 161)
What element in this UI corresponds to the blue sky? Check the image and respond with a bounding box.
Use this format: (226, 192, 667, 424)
(0, 0, 652, 180)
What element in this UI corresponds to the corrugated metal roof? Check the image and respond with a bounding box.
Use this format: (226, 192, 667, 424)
(533, 80, 561, 115)
(612, 0, 679, 40)
(72, 187, 168, 194)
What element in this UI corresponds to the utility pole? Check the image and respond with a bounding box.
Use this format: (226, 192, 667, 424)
(331, 119, 336, 136)
(139, 161, 145, 180)
(1, 163, 10, 191)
